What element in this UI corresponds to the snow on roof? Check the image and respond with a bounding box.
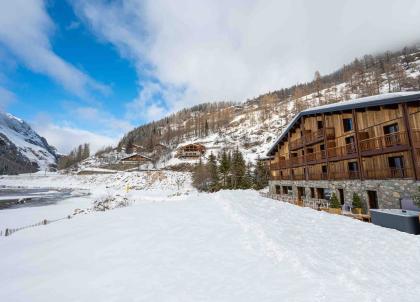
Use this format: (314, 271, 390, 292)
(121, 153, 153, 161)
(267, 92, 420, 156)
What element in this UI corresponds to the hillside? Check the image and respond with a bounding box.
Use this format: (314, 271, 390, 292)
(0, 111, 58, 174)
(79, 45, 420, 169)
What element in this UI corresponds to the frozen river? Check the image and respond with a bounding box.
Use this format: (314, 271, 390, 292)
(0, 187, 89, 210)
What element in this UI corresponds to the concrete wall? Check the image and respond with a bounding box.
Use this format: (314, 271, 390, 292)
(269, 179, 420, 210)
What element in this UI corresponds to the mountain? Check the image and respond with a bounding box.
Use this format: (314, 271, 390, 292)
(72, 44, 420, 170)
(0, 112, 58, 174)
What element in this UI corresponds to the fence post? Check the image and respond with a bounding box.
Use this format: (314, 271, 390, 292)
(5, 228, 9, 236)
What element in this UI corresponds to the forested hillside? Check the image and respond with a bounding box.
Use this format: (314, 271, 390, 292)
(110, 44, 420, 165)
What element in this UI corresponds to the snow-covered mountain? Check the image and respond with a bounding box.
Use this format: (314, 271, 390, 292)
(75, 45, 420, 170)
(0, 111, 58, 174)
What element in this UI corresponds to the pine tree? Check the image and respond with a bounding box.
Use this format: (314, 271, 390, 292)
(83, 143, 90, 160)
(192, 158, 210, 191)
(254, 159, 269, 190)
(230, 148, 246, 189)
(330, 193, 341, 209)
(207, 152, 219, 191)
(218, 150, 231, 188)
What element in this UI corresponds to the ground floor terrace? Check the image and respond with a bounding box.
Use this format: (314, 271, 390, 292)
(269, 178, 420, 211)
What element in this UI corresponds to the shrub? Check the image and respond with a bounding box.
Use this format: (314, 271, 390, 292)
(352, 193, 363, 208)
(329, 193, 341, 209)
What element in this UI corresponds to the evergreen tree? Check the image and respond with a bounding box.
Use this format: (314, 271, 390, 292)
(192, 158, 210, 191)
(207, 152, 220, 191)
(83, 143, 90, 160)
(254, 159, 269, 190)
(241, 163, 253, 189)
(218, 150, 231, 188)
(330, 193, 341, 209)
(230, 148, 246, 189)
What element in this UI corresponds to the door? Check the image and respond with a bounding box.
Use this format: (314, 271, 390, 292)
(338, 188, 344, 205)
(367, 190, 378, 209)
(297, 187, 305, 201)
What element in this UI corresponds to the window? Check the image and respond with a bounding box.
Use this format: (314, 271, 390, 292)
(343, 118, 353, 132)
(348, 161, 359, 172)
(388, 156, 405, 177)
(345, 136, 356, 154)
(383, 123, 399, 134)
(383, 123, 401, 146)
(348, 162, 359, 178)
(310, 187, 315, 198)
(317, 120, 324, 129)
(275, 185, 281, 194)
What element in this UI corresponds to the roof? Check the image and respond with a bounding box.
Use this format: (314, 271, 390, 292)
(267, 92, 420, 156)
(121, 153, 153, 161)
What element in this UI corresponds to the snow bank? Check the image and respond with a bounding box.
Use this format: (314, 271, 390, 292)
(1, 189, 420, 301)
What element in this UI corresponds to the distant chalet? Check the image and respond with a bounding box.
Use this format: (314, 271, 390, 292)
(120, 153, 152, 164)
(267, 92, 420, 210)
(176, 143, 206, 158)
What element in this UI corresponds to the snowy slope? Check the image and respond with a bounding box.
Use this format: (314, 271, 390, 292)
(1, 185, 419, 301)
(0, 111, 57, 172)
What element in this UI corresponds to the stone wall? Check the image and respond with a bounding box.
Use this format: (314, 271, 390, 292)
(269, 179, 420, 210)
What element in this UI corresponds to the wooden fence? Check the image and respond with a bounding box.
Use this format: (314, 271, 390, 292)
(0, 215, 72, 237)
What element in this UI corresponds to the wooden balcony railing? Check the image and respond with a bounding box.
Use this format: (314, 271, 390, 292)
(328, 170, 360, 180)
(306, 150, 326, 162)
(270, 174, 291, 181)
(327, 143, 357, 159)
(308, 172, 328, 180)
(289, 128, 335, 150)
(290, 155, 305, 166)
(363, 167, 412, 179)
(359, 131, 409, 153)
(305, 128, 335, 145)
(292, 173, 306, 180)
(289, 138, 305, 150)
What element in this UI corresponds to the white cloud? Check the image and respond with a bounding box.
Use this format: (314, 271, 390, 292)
(0, 0, 109, 99)
(0, 86, 16, 110)
(33, 122, 117, 154)
(73, 0, 420, 119)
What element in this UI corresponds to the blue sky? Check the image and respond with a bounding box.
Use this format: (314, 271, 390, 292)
(1, 0, 420, 153)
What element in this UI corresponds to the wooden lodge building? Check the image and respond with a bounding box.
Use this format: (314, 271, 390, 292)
(267, 92, 420, 210)
(176, 143, 206, 158)
(120, 153, 152, 164)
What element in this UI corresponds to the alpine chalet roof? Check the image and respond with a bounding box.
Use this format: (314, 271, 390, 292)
(267, 91, 420, 156)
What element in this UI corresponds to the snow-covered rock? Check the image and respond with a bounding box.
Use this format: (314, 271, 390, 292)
(0, 111, 57, 173)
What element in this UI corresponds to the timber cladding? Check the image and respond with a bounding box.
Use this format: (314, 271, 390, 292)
(267, 92, 420, 183)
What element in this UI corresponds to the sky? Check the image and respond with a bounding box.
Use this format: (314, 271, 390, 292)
(1, 0, 420, 153)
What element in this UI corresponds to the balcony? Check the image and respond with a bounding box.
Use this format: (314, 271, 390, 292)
(306, 150, 326, 163)
(308, 172, 328, 180)
(327, 143, 357, 160)
(359, 131, 409, 155)
(289, 155, 305, 167)
(305, 128, 335, 145)
(364, 167, 413, 179)
(289, 128, 335, 150)
(289, 137, 305, 150)
(328, 170, 360, 180)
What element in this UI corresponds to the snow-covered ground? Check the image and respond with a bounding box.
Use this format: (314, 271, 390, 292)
(1, 172, 420, 301)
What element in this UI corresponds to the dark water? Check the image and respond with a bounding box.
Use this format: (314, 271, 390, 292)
(0, 188, 89, 210)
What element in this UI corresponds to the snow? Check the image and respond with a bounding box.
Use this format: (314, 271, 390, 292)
(1, 173, 420, 301)
(0, 111, 56, 170)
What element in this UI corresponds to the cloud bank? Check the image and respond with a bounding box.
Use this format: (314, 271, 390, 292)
(0, 0, 109, 99)
(74, 0, 420, 119)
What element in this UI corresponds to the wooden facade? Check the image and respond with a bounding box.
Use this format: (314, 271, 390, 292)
(268, 94, 420, 182)
(176, 143, 206, 158)
(120, 154, 152, 164)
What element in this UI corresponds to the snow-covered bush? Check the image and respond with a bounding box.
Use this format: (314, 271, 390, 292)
(93, 194, 130, 211)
